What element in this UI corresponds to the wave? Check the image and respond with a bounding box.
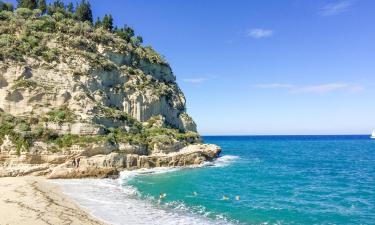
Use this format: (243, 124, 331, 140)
(56, 178, 235, 225)
(55, 156, 240, 225)
(202, 155, 240, 168)
(118, 154, 240, 182)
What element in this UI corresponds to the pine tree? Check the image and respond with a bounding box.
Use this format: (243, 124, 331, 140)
(4, 2, 14, 11)
(46, 0, 65, 15)
(94, 17, 102, 29)
(66, 2, 74, 13)
(131, 36, 143, 46)
(102, 14, 113, 31)
(75, 0, 92, 23)
(114, 25, 135, 41)
(17, 0, 37, 9)
(38, 0, 46, 14)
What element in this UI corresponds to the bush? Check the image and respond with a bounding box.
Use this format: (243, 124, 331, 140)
(12, 79, 38, 90)
(0, 10, 12, 20)
(42, 47, 60, 61)
(18, 122, 31, 131)
(25, 17, 55, 32)
(52, 11, 64, 21)
(45, 106, 76, 124)
(15, 7, 33, 18)
(32, 8, 41, 17)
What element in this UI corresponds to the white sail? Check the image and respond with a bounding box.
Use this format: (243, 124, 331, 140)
(371, 131, 375, 139)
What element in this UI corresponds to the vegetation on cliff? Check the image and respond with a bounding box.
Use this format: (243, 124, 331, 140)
(0, 0, 165, 64)
(0, 0, 200, 157)
(0, 0, 223, 179)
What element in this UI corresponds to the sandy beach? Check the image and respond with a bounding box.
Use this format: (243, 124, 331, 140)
(0, 176, 106, 225)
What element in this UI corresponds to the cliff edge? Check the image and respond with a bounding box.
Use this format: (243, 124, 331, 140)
(0, 6, 221, 178)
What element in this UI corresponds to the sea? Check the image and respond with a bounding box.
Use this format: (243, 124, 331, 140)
(56, 135, 375, 225)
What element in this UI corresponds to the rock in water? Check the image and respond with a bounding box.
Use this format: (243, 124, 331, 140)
(0, 9, 220, 178)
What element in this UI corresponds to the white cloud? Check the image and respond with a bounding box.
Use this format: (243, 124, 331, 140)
(182, 78, 207, 84)
(247, 29, 274, 39)
(292, 83, 362, 94)
(319, 1, 353, 16)
(253, 82, 363, 94)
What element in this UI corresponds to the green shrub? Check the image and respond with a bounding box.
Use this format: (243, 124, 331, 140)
(52, 11, 64, 21)
(26, 17, 55, 32)
(0, 10, 12, 20)
(17, 122, 31, 131)
(42, 47, 60, 61)
(12, 79, 38, 90)
(15, 7, 33, 18)
(45, 106, 76, 124)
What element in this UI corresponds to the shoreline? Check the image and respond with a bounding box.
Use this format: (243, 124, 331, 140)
(54, 159, 237, 225)
(0, 176, 107, 225)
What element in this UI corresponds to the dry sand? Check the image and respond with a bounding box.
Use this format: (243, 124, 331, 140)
(0, 176, 106, 225)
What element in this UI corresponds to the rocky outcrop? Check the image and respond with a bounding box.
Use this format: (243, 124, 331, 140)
(0, 60, 196, 132)
(0, 142, 221, 178)
(0, 10, 220, 178)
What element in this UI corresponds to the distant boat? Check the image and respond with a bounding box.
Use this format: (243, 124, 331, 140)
(371, 131, 375, 139)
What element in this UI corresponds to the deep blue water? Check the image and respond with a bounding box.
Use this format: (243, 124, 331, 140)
(126, 135, 375, 224)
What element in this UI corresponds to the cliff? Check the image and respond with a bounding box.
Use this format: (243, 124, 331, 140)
(0, 8, 220, 178)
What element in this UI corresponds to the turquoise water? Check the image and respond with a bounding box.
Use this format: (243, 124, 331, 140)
(126, 136, 375, 224)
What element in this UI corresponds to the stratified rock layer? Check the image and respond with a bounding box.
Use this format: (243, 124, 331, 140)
(0, 10, 220, 178)
(0, 142, 221, 178)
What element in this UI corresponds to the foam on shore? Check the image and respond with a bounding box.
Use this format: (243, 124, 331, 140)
(56, 156, 239, 225)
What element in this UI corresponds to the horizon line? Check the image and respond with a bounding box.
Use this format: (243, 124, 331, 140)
(200, 134, 371, 136)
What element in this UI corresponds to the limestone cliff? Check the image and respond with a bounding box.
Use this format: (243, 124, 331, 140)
(0, 8, 220, 178)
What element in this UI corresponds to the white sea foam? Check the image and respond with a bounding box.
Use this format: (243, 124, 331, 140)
(54, 155, 239, 225)
(55, 176, 235, 225)
(118, 154, 239, 180)
(203, 155, 240, 168)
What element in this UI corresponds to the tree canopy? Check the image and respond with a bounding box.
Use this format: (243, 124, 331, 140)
(102, 14, 113, 31)
(0, 1, 14, 11)
(1, 0, 145, 50)
(17, 0, 37, 9)
(75, 0, 92, 23)
(37, 0, 46, 14)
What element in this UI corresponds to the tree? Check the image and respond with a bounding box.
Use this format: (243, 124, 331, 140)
(66, 2, 74, 13)
(102, 14, 113, 31)
(114, 25, 135, 41)
(17, 0, 37, 9)
(38, 0, 46, 14)
(94, 17, 102, 28)
(4, 2, 13, 11)
(0, 1, 14, 11)
(131, 36, 143, 46)
(46, 0, 65, 15)
(75, 0, 92, 23)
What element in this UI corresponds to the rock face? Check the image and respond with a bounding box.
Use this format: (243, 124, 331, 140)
(0, 141, 221, 178)
(0, 9, 220, 178)
(0, 56, 195, 132)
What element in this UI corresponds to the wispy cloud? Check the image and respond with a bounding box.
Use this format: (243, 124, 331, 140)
(247, 29, 274, 39)
(319, 1, 353, 16)
(253, 83, 293, 89)
(292, 83, 362, 93)
(253, 82, 363, 94)
(182, 78, 207, 84)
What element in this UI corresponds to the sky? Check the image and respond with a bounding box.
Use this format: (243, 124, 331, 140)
(9, 0, 375, 135)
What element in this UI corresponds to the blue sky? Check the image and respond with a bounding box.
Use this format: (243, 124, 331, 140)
(9, 0, 375, 134)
